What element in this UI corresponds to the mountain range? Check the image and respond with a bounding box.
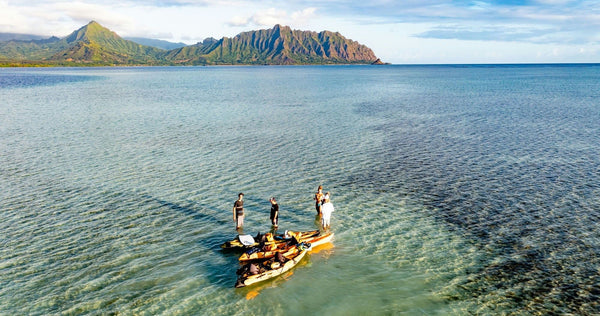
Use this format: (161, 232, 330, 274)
(0, 21, 382, 66)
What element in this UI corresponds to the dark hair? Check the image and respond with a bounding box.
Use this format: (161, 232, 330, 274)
(238, 193, 244, 197)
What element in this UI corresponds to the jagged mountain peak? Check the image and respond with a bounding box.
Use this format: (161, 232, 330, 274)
(0, 21, 382, 66)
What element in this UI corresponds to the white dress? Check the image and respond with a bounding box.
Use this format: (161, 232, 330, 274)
(321, 201, 334, 227)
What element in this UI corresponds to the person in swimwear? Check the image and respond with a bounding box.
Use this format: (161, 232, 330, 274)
(233, 193, 244, 230)
(314, 185, 324, 215)
(269, 197, 279, 227)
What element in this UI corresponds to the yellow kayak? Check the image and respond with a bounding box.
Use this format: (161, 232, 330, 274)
(220, 230, 319, 250)
(235, 243, 310, 288)
(239, 232, 334, 262)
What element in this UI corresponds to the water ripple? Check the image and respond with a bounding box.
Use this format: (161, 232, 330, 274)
(2, 65, 600, 315)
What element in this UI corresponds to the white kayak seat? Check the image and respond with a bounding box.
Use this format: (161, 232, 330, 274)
(238, 234, 255, 246)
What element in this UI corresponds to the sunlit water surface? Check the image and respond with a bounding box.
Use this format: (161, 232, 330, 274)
(1, 65, 599, 315)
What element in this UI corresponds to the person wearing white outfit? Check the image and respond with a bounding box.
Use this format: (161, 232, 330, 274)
(320, 192, 334, 230)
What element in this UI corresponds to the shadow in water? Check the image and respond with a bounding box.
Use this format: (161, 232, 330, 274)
(140, 194, 242, 287)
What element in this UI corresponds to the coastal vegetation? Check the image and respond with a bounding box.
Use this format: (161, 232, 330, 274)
(0, 21, 381, 66)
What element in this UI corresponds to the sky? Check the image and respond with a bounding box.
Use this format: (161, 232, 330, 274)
(0, 0, 599, 64)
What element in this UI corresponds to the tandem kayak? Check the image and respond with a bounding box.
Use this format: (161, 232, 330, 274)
(238, 232, 334, 262)
(235, 243, 311, 288)
(220, 230, 319, 250)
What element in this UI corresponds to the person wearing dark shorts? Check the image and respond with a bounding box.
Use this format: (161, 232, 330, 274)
(314, 185, 324, 215)
(269, 197, 279, 227)
(233, 193, 244, 230)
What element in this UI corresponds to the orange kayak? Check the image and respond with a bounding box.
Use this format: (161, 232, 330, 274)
(221, 230, 319, 250)
(239, 232, 334, 262)
(235, 243, 310, 288)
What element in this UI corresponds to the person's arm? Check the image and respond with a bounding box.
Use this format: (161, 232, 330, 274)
(233, 203, 236, 221)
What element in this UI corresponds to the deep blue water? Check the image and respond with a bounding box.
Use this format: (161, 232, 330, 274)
(1, 65, 599, 315)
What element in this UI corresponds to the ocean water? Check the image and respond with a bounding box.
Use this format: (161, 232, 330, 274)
(1, 64, 599, 315)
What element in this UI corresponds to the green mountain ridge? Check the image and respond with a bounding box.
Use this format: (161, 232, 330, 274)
(0, 21, 381, 66)
(0, 33, 48, 41)
(168, 25, 378, 65)
(50, 21, 165, 64)
(124, 37, 186, 50)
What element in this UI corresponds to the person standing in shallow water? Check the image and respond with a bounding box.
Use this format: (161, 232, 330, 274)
(321, 192, 334, 230)
(233, 193, 244, 230)
(314, 185, 324, 215)
(269, 197, 279, 228)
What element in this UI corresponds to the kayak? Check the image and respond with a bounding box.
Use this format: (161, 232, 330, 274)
(305, 232, 334, 248)
(220, 230, 319, 250)
(239, 232, 334, 262)
(235, 243, 310, 288)
(220, 233, 260, 249)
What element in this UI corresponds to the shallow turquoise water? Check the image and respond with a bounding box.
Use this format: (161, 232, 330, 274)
(1, 65, 599, 315)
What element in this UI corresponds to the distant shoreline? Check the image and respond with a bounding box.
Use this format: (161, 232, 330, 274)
(0, 62, 384, 68)
(3, 62, 600, 68)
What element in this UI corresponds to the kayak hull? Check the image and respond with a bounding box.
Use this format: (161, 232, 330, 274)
(235, 247, 308, 288)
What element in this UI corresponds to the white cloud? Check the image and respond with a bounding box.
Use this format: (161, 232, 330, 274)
(0, 1, 134, 36)
(0, 2, 24, 32)
(291, 7, 317, 24)
(52, 2, 134, 29)
(228, 16, 249, 27)
(228, 7, 318, 28)
(250, 8, 287, 26)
